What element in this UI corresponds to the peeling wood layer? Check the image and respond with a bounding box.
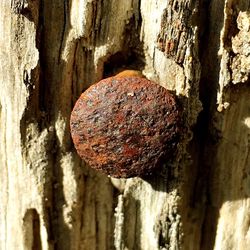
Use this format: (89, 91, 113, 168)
(157, 0, 199, 65)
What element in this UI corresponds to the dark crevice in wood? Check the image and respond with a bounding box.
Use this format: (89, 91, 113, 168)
(23, 209, 42, 250)
(50, 134, 74, 250)
(70, 39, 96, 99)
(103, 0, 144, 77)
(58, 0, 68, 64)
(103, 51, 145, 78)
(71, 40, 79, 109)
(37, 0, 47, 114)
(44, 205, 55, 246)
(28, 1, 73, 248)
(192, 0, 226, 249)
(18, 0, 49, 133)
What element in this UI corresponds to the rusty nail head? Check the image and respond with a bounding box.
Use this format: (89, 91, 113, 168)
(70, 73, 181, 178)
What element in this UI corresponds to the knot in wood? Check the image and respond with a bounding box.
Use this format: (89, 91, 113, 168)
(70, 76, 181, 178)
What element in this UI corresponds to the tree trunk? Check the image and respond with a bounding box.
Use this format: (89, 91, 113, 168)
(0, 0, 249, 249)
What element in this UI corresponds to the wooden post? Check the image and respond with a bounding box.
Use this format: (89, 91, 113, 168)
(0, 1, 249, 249)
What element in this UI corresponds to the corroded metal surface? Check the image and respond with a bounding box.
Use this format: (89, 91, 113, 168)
(70, 76, 180, 178)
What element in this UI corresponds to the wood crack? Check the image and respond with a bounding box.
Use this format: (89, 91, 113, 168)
(58, 0, 68, 64)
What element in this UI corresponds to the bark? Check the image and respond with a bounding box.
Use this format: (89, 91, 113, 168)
(0, 0, 249, 250)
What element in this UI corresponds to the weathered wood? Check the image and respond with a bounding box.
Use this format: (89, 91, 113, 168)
(0, 0, 249, 250)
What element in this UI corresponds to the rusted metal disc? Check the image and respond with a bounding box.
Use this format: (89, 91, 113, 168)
(70, 76, 180, 178)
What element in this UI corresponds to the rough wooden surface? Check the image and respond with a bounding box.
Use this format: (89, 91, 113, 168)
(201, 1, 250, 249)
(0, 0, 249, 250)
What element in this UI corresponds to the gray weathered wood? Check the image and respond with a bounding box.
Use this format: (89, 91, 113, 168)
(0, 0, 249, 249)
